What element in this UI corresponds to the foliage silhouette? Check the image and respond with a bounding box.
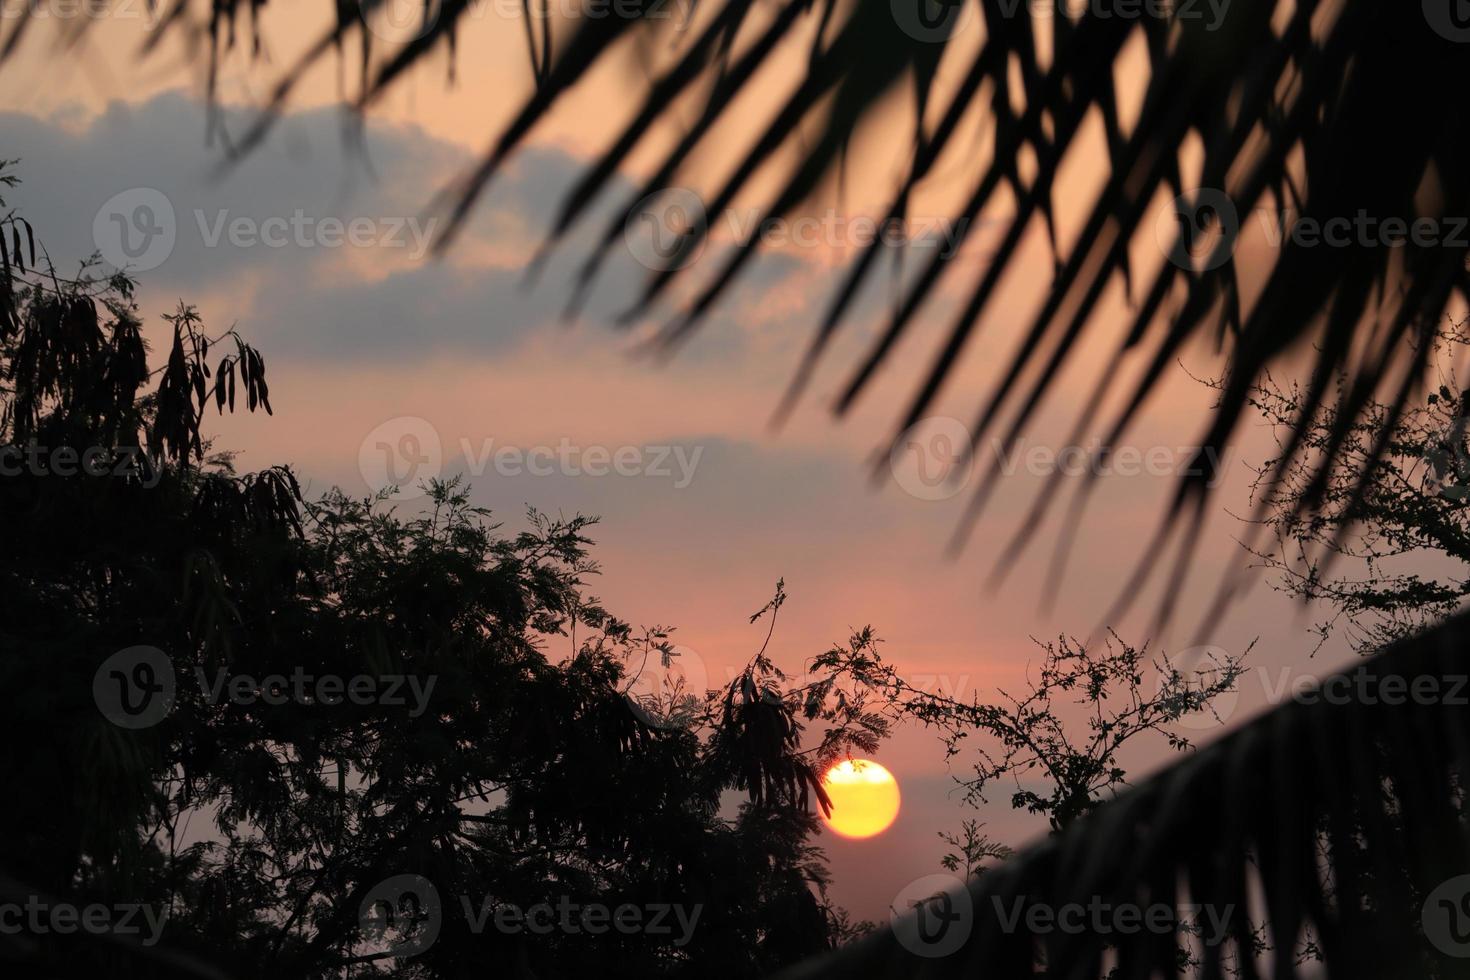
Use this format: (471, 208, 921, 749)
(1237, 320, 1470, 654)
(818, 630, 1246, 831)
(12, 1, 1469, 604)
(825, 629, 1276, 972)
(0, 171, 891, 978)
(4, 4, 1470, 977)
(779, 609, 1470, 980)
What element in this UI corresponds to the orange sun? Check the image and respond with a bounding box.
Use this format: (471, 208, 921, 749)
(820, 759, 901, 839)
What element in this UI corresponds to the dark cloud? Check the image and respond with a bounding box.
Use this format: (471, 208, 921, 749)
(0, 91, 824, 364)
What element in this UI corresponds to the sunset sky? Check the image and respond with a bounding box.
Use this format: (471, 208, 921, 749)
(1, 5, 1383, 922)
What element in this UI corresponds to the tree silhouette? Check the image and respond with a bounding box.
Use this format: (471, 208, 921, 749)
(6, 5, 1470, 978)
(1237, 320, 1470, 654)
(780, 610, 1470, 980)
(0, 169, 891, 978)
(818, 628, 1245, 829)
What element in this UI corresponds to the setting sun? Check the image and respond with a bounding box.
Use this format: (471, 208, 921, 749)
(820, 760, 901, 839)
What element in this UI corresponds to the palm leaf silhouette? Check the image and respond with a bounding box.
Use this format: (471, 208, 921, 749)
(778, 607, 1470, 979)
(7, 10, 1470, 973)
(17, 0, 1462, 596)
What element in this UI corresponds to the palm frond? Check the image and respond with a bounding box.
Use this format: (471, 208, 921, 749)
(777, 607, 1470, 979)
(14, 1, 1469, 601)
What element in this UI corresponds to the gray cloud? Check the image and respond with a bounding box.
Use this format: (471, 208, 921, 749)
(0, 91, 826, 364)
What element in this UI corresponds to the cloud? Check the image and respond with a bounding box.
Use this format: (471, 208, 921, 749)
(0, 90, 844, 366)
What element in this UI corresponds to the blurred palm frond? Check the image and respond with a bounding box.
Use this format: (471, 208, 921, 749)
(13, 0, 1470, 601)
(778, 606, 1470, 979)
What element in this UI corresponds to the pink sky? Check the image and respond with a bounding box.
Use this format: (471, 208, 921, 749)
(0, 8, 1379, 922)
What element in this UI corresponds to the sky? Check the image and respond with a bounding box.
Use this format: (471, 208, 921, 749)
(0, 3, 1381, 923)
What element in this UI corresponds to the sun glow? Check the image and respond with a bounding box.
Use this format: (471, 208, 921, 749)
(820, 759, 900, 839)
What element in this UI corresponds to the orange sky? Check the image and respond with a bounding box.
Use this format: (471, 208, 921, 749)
(0, 4, 1378, 922)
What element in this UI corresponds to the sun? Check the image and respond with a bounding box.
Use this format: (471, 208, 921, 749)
(820, 759, 901, 839)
